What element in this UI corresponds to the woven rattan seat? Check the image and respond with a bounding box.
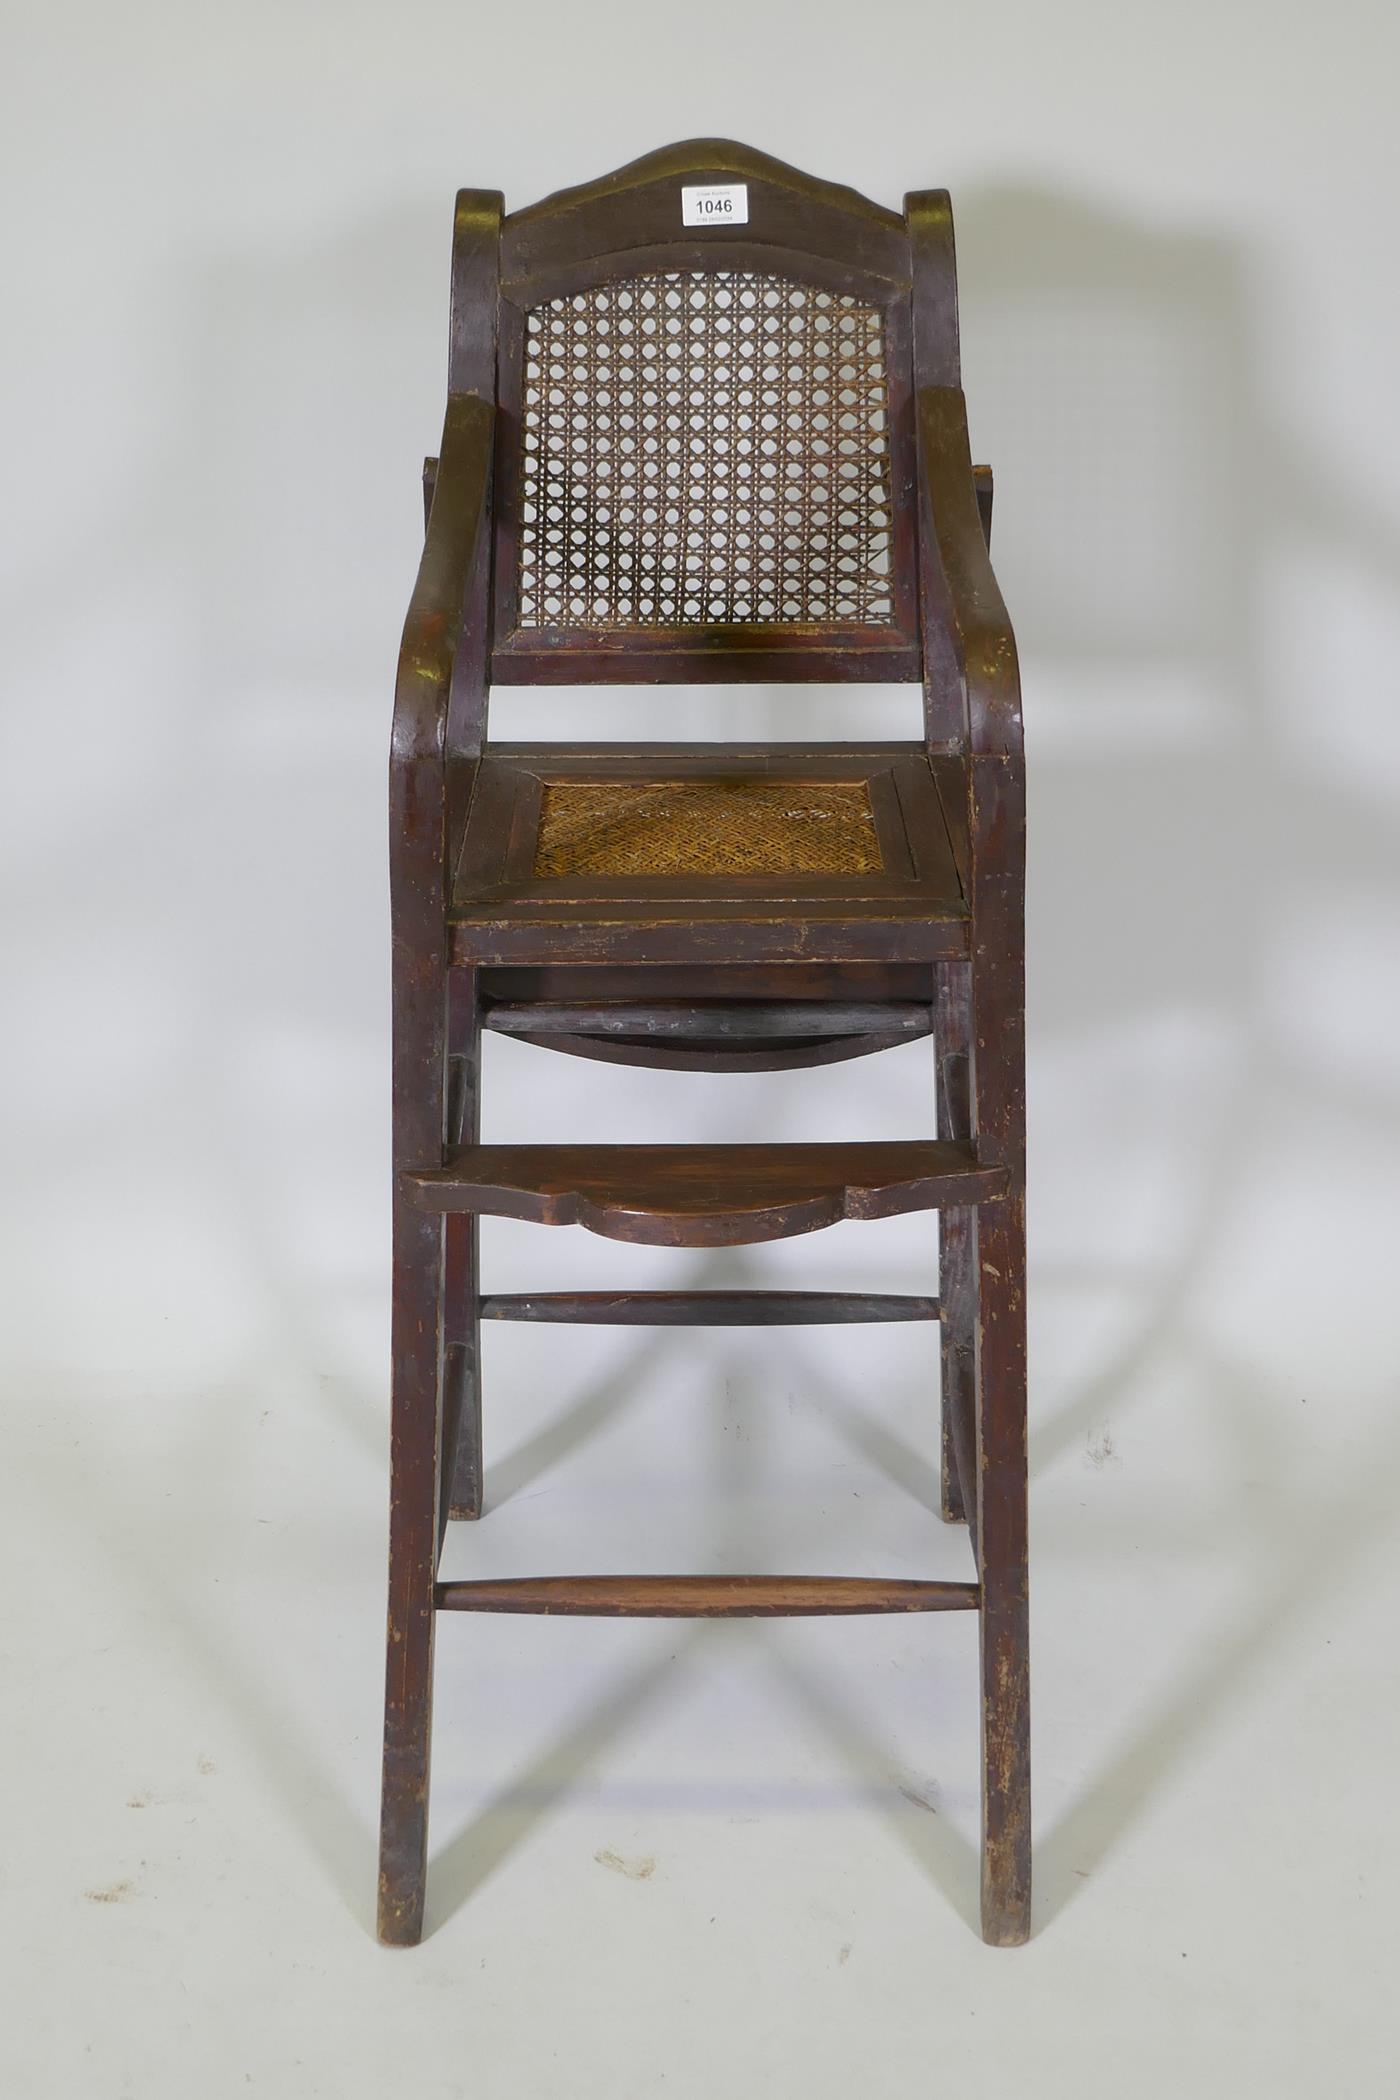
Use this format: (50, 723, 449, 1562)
(532, 777, 883, 878)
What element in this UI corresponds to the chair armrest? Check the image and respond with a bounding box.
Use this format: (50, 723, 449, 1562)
(916, 387, 1022, 758)
(392, 392, 494, 775)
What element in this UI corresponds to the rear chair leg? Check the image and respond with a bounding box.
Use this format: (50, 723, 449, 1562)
(378, 1200, 446, 1946)
(975, 1193, 1031, 1946)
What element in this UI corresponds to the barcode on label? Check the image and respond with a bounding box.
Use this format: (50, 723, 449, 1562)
(681, 182, 749, 228)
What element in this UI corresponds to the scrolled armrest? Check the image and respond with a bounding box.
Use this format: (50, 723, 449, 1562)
(917, 386, 1022, 758)
(392, 392, 495, 773)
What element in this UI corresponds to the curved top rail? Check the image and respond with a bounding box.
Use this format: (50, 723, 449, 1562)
(500, 139, 910, 293)
(506, 139, 905, 233)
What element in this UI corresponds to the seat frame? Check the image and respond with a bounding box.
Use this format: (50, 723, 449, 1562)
(379, 142, 1029, 1948)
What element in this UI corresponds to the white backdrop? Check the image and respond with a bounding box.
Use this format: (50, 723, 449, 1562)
(5, 3, 1399, 2094)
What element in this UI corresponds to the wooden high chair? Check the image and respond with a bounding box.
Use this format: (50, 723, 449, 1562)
(379, 142, 1029, 1947)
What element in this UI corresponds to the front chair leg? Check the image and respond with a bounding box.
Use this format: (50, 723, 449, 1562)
(377, 1200, 445, 1946)
(443, 1215, 482, 1519)
(443, 970, 484, 1522)
(975, 1192, 1031, 1945)
(936, 962, 975, 1524)
(939, 1208, 974, 1523)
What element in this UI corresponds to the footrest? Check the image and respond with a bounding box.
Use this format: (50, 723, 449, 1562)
(405, 1142, 1007, 1247)
(435, 1576, 981, 1616)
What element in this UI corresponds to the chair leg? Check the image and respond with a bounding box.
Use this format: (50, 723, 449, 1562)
(444, 971, 483, 1522)
(378, 1199, 446, 1946)
(975, 1192, 1031, 1946)
(936, 963, 973, 1523)
(939, 1210, 973, 1522)
(443, 1222, 482, 1521)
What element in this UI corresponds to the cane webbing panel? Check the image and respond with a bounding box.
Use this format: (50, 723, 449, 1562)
(532, 778, 883, 878)
(517, 272, 895, 630)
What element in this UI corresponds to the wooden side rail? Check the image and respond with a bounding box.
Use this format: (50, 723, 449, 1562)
(480, 1291, 940, 1325)
(434, 1576, 981, 1617)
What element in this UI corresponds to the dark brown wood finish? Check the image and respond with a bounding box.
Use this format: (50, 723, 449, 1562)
(917, 381, 1030, 1944)
(435, 1577, 980, 1617)
(454, 909, 968, 971)
(483, 1000, 933, 1039)
(482, 996, 934, 1073)
(441, 966, 483, 1527)
(491, 1024, 929, 1074)
(378, 192, 501, 1948)
(378, 143, 1031, 1951)
(379, 389, 494, 1949)
(481, 962, 937, 1003)
(448, 745, 967, 969)
(490, 140, 920, 684)
(935, 959, 975, 1529)
(480, 1291, 940, 1325)
(406, 1140, 1006, 1246)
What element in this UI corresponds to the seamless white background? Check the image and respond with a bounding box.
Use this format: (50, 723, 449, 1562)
(4, 3, 1400, 2094)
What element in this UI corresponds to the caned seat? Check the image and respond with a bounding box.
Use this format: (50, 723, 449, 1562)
(451, 744, 968, 967)
(380, 142, 1030, 1953)
(533, 775, 883, 878)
